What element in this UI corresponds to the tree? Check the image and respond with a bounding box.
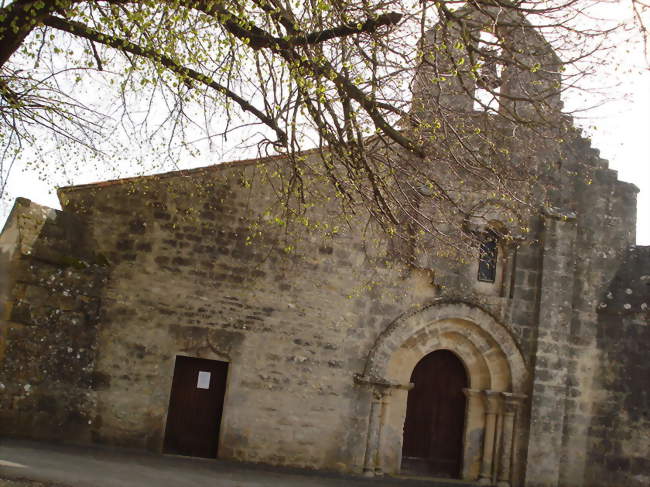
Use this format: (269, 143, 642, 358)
(0, 0, 648, 253)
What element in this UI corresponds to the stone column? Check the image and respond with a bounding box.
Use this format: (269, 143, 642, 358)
(373, 391, 391, 476)
(462, 388, 484, 480)
(363, 388, 383, 477)
(355, 374, 412, 478)
(479, 390, 502, 485)
(526, 208, 577, 487)
(497, 393, 527, 487)
(501, 240, 519, 301)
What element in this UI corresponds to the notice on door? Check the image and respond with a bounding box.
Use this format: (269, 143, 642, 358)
(197, 371, 211, 389)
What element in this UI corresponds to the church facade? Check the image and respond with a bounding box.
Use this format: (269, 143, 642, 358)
(0, 8, 648, 487)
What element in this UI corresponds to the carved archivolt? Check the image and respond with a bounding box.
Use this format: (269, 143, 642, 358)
(361, 300, 527, 392)
(464, 199, 529, 239)
(357, 301, 528, 486)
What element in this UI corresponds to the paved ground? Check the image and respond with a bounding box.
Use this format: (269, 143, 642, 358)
(0, 439, 473, 487)
(0, 478, 68, 487)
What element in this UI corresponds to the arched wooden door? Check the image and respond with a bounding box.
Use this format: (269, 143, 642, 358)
(402, 350, 468, 477)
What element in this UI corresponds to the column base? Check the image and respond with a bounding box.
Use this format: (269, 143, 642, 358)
(478, 476, 492, 485)
(497, 481, 510, 487)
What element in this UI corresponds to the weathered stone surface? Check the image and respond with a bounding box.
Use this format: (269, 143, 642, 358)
(584, 247, 650, 487)
(0, 11, 648, 487)
(0, 199, 108, 444)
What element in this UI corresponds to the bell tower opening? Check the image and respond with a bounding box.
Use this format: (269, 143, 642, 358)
(401, 349, 468, 478)
(473, 31, 503, 112)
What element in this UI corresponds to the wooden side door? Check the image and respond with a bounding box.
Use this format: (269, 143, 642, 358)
(402, 350, 468, 477)
(163, 355, 228, 458)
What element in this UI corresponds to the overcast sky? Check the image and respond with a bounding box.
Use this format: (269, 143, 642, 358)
(2, 73, 648, 245)
(588, 69, 650, 245)
(2, 7, 649, 245)
(574, 31, 650, 245)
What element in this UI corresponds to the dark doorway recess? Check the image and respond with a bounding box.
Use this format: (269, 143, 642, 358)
(402, 349, 468, 478)
(163, 355, 228, 458)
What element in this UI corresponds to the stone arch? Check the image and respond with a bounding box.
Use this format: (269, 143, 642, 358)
(358, 301, 528, 483)
(362, 300, 527, 393)
(388, 326, 492, 391)
(464, 198, 528, 239)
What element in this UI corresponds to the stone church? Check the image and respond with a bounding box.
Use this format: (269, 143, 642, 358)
(0, 6, 648, 487)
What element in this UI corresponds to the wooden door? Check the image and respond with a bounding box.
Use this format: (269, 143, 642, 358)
(402, 350, 468, 477)
(163, 356, 228, 458)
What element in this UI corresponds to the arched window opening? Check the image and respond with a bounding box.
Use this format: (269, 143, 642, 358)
(478, 230, 499, 282)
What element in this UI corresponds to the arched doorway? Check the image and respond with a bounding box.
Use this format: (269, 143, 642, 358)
(402, 350, 468, 478)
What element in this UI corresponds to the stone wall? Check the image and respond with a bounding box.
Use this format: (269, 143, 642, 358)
(523, 128, 641, 487)
(558, 137, 639, 487)
(51, 154, 539, 476)
(0, 129, 646, 487)
(587, 246, 650, 487)
(54, 159, 423, 471)
(0, 198, 107, 442)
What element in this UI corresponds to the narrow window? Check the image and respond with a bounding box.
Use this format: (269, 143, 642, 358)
(478, 231, 498, 282)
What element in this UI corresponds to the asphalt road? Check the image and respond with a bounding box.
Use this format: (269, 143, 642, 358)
(0, 439, 473, 487)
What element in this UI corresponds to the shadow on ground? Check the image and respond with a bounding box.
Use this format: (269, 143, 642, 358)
(0, 439, 476, 487)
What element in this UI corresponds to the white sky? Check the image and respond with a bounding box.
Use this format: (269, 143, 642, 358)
(585, 69, 650, 245)
(2, 6, 649, 245)
(4, 78, 648, 244)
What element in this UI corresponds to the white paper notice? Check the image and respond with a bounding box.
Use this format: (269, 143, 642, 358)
(197, 371, 211, 389)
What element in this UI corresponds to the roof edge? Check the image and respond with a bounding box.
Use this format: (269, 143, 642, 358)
(57, 147, 321, 196)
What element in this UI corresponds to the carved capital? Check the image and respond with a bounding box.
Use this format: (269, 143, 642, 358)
(353, 373, 412, 393)
(501, 392, 527, 414)
(463, 387, 483, 399)
(482, 390, 503, 414)
(541, 205, 577, 221)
